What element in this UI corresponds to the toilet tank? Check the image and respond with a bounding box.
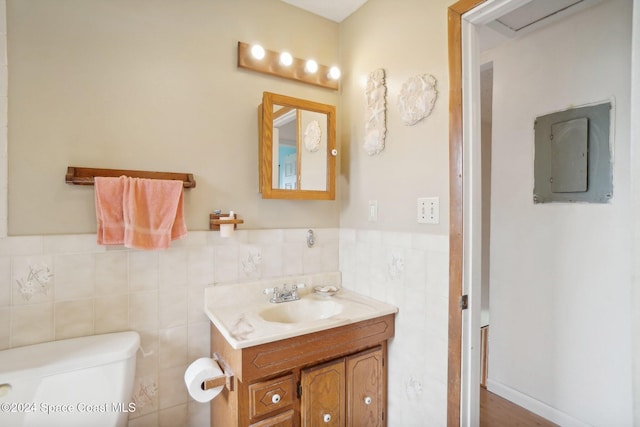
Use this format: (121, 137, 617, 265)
(0, 331, 140, 427)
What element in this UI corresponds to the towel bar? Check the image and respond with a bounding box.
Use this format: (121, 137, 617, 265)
(65, 166, 196, 188)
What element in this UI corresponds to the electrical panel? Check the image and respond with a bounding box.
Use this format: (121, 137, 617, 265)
(533, 102, 612, 203)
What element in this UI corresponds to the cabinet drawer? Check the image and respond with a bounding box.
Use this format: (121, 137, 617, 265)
(249, 409, 295, 427)
(249, 374, 295, 419)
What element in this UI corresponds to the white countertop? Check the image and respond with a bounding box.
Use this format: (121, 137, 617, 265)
(204, 281, 398, 350)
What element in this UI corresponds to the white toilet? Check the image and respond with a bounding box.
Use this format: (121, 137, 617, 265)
(0, 331, 140, 427)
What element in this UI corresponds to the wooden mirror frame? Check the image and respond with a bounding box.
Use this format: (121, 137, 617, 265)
(259, 92, 336, 200)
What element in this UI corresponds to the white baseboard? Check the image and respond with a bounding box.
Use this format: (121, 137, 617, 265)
(486, 379, 590, 427)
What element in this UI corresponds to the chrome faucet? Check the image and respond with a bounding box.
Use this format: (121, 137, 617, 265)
(263, 283, 305, 303)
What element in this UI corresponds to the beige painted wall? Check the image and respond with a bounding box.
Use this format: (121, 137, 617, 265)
(338, 0, 451, 234)
(7, 0, 340, 235)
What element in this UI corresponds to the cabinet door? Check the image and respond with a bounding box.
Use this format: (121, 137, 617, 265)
(301, 358, 345, 427)
(346, 347, 384, 427)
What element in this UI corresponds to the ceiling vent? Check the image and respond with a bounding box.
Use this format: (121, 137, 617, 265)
(487, 0, 607, 38)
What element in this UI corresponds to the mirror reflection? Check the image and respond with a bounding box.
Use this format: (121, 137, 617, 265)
(272, 106, 298, 190)
(272, 105, 329, 191)
(260, 92, 336, 200)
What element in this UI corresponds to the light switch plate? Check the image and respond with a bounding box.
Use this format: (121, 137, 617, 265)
(418, 197, 439, 224)
(368, 200, 378, 222)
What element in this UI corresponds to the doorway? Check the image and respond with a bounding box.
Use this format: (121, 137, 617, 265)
(447, 0, 636, 426)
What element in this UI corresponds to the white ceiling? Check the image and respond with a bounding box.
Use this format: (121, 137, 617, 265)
(280, 0, 369, 22)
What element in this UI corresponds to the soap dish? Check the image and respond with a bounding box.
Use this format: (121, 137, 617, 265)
(313, 286, 340, 297)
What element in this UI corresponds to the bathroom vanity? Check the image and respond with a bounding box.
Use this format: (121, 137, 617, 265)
(204, 278, 397, 427)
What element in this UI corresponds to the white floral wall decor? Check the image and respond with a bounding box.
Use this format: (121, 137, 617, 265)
(387, 253, 405, 281)
(242, 249, 262, 276)
(132, 376, 158, 409)
(397, 74, 438, 126)
(364, 68, 387, 156)
(16, 263, 53, 301)
(304, 120, 322, 152)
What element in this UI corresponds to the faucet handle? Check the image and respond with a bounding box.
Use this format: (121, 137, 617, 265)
(263, 286, 280, 296)
(291, 283, 305, 299)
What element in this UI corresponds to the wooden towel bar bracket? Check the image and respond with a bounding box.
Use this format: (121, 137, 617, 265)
(65, 166, 196, 188)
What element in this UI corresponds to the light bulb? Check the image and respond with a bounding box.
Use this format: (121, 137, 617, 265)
(280, 52, 293, 66)
(250, 44, 265, 60)
(305, 59, 318, 74)
(328, 66, 341, 80)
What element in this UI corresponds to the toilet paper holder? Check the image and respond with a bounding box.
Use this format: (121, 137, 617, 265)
(203, 353, 235, 392)
(209, 212, 244, 231)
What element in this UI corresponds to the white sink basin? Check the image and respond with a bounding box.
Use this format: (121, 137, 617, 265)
(259, 298, 343, 324)
(204, 278, 398, 349)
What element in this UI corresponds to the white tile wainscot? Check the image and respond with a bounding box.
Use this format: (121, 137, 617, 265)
(0, 227, 449, 426)
(339, 228, 450, 427)
(0, 228, 339, 427)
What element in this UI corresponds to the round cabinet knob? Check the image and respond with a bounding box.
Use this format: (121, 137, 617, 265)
(323, 413, 332, 423)
(271, 393, 281, 404)
(331, 149, 338, 156)
(364, 396, 372, 405)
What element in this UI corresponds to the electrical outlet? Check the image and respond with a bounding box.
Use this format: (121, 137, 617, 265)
(418, 197, 439, 224)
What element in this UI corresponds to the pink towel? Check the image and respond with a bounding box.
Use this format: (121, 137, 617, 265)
(95, 176, 126, 245)
(123, 177, 187, 250)
(94, 176, 187, 249)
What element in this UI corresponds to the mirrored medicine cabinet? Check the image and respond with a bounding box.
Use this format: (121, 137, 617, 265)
(259, 92, 336, 200)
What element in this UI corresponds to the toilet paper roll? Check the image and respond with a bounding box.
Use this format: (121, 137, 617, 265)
(220, 222, 234, 238)
(184, 357, 224, 403)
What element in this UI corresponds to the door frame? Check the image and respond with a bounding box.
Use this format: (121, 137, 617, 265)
(447, 0, 537, 425)
(447, 2, 485, 425)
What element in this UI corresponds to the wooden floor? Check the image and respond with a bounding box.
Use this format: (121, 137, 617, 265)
(480, 387, 559, 427)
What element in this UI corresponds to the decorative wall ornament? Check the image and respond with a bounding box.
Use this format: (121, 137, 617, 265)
(132, 376, 158, 409)
(397, 74, 438, 126)
(364, 68, 387, 156)
(387, 253, 405, 280)
(404, 377, 424, 400)
(241, 250, 262, 276)
(304, 120, 322, 152)
(16, 263, 53, 301)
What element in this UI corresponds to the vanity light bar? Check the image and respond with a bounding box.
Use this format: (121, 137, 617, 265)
(237, 41, 339, 91)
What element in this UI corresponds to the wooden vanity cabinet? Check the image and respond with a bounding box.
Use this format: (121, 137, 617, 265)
(301, 346, 385, 427)
(210, 314, 394, 427)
